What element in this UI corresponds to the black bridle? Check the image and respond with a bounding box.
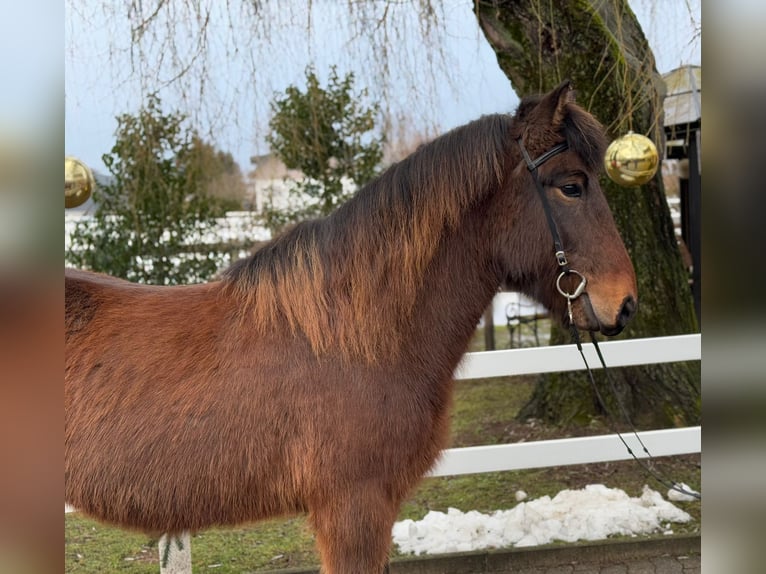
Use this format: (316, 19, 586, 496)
(515, 137, 701, 501)
(516, 137, 586, 324)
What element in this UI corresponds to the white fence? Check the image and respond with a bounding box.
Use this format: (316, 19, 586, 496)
(73, 333, 702, 573)
(432, 334, 701, 477)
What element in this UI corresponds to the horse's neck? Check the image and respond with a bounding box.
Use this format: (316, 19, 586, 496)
(402, 211, 503, 378)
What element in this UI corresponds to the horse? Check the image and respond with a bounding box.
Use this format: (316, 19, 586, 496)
(65, 80, 637, 573)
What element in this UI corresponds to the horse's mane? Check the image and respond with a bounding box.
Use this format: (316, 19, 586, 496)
(223, 96, 606, 361)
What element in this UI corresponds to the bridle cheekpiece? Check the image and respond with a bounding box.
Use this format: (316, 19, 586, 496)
(516, 137, 586, 323)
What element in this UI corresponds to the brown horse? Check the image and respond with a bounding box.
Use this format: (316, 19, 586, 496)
(65, 81, 636, 573)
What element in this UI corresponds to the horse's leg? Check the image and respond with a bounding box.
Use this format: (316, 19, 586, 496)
(309, 486, 398, 574)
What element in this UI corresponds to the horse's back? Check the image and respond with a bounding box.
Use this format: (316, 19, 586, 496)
(66, 268, 135, 337)
(65, 268, 232, 376)
(65, 268, 221, 334)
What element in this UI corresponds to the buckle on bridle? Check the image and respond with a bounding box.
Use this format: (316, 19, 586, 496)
(555, 250, 568, 267)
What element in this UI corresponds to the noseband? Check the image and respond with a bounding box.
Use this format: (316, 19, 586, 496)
(517, 138, 586, 323)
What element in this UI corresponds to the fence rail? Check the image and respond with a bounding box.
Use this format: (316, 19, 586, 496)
(431, 426, 701, 477)
(455, 333, 700, 379)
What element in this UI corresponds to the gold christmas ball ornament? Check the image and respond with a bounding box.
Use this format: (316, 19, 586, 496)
(65, 156, 95, 208)
(604, 132, 659, 187)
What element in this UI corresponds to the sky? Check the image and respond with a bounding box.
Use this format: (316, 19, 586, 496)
(64, 0, 701, 176)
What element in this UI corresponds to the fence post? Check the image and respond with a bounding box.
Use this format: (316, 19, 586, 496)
(159, 532, 191, 574)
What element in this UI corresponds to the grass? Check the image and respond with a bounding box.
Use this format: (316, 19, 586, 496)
(65, 517, 319, 573)
(65, 327, 700, 572)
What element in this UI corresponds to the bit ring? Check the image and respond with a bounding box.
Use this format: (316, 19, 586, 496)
(556, 270, 587, 300)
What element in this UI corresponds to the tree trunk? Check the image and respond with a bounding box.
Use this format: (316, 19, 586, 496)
(474, 0, 700, 427)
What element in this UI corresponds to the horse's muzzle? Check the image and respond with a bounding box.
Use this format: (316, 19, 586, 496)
(598, 295, 637, 336)
(573, 292, 637, 336)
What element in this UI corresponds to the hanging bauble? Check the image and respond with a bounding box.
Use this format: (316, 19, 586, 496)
(604, 131, 659, 187)
(65, 156, 95, 208)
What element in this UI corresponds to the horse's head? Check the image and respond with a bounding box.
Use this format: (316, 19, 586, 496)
(498, 80, 637, 336)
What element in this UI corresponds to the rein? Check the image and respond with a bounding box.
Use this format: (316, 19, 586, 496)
(516, 137, 701, 501)
(574, 332, 701, 500)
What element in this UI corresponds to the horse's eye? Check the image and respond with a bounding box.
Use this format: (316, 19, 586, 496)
(560, 184, 582, 198)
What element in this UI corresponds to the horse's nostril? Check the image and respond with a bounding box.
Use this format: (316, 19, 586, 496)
(619, 295, 637, 325)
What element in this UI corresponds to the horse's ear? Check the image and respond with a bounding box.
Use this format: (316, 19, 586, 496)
(539, 79, 574, 128)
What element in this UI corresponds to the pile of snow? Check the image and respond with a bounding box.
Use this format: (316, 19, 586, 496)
(392, 484, 693, 556)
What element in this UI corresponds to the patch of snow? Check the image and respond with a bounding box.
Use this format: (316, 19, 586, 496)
(392, 484, 692, 556)
(667, 482, 700, 502)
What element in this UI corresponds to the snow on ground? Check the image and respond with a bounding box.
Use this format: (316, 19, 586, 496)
(391, 484, 693, 556)
(667, 482, 700, 502)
